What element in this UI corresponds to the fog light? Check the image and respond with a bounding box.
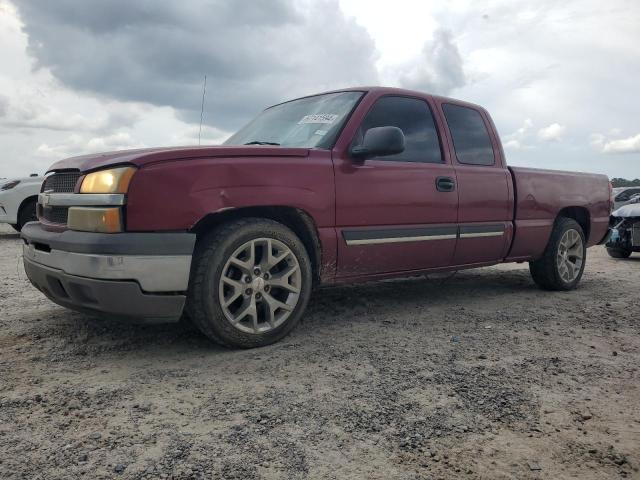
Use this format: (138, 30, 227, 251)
(67, 207, 122, 233)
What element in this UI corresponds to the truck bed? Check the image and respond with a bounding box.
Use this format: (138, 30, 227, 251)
(507, 166, 611, 260)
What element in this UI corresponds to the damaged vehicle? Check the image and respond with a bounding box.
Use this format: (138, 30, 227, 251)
(606, 195, 640, 258)
(21, 87, 612, 348)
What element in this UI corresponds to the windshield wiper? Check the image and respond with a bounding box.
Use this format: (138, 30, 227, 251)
(244, 141, 280, 146)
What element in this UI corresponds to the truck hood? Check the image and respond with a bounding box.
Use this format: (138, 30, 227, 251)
(612, 203, 640, 218)
(47, 145, 311, 173)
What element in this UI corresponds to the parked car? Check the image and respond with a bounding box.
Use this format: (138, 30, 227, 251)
(606, 194, 640, 258)
(21, 87, 611, 348)
(612, 186, 640, 210)
(0, 174, 42, 231)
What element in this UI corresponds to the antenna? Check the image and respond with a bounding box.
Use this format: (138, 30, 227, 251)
(198, 75, 207, 145)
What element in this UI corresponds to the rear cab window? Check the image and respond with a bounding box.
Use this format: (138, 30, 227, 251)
(442, 103, 495, 166)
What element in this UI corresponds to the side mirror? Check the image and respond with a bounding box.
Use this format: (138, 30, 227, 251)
(350, 126, 405, 160)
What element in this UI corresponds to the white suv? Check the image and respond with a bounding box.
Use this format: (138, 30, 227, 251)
(0, 175, 43, 231)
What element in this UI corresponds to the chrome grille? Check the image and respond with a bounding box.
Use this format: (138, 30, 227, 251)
(42, 172, 81, 193)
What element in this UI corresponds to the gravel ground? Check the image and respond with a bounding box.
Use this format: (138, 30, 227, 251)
(0, 223, 639, 480)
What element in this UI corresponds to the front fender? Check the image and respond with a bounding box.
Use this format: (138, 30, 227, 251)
(125, 153, 334, 231)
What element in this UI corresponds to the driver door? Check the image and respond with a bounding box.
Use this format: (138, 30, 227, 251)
(333, 94, 458, 278)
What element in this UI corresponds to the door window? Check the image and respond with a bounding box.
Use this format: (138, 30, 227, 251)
(442, 103, 495, 166)
(353, 96, 443, 163)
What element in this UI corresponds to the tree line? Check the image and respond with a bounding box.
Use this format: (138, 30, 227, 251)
(611, 178, 640, 187)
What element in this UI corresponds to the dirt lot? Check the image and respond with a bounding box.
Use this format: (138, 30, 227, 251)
(0, 223, 638, 480)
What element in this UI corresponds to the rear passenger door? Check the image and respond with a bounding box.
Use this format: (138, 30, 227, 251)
(439, 102, 512, 265)
(333, 95, 459, 277)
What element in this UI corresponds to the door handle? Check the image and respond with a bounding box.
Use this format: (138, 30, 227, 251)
(436, 176, 455, 192)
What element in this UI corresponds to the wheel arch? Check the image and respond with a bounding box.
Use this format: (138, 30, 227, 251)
(557, 206, 590, 241)
(190, 206, 323, 285)
(17, 195, 38, 226)
(18, 195, 38, 213)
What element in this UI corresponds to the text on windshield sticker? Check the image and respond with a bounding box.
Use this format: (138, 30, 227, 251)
(298, 114, 339, 124)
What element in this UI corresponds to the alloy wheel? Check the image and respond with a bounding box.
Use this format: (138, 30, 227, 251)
(218, 237, 302, 334)
(556, 229, 584, 282)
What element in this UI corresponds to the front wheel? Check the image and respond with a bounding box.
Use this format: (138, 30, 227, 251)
(187, 218, 312, 348)
(529, 217, 586, 291)
(606, 247, 632, 259)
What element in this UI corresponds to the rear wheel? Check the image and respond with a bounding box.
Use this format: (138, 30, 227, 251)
(15, 198, 37, 231)
(187, 218, 312, 348)
(606, 247, 632, 259)
(529, 217, 586, 291)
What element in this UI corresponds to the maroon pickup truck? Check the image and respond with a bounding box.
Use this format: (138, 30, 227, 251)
(22, 87, 612, 348)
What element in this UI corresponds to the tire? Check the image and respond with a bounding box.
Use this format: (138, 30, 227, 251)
(529, 217, 586, 291)
(606, 247, 632, 259)
(16, 198, 38, 231)
(187, 218, 313, 348)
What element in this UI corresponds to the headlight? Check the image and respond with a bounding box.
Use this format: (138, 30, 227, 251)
(80, 166, 136, 194)
(1, 180, 21, 190)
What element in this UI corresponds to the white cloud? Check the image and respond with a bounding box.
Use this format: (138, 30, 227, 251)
(168, 125, 230, 146)
(591, 132, 640, 154)
(0, 93, 142, 133)
(339, 0, 437, 68)
(34, 123, 232, 162)
(392, 28, 466, 96)
(503, 139, 521, 150)
(503, 118, 533, 150)
(85, 132, 146, 152)
(36, 132, 147, 160)
(537, 123, 566, 142)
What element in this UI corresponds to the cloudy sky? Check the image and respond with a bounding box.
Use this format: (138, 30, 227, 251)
(0, 0, 638, 178)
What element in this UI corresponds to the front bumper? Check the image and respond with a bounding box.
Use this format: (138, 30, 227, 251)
(21, 222, 196, 322)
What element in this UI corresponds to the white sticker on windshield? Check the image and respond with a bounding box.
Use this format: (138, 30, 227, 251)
(298, 114, 339, 125)
(314, 129, 328, 136)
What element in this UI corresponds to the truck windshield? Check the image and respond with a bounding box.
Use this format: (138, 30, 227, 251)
(224, 91, 363, 149)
